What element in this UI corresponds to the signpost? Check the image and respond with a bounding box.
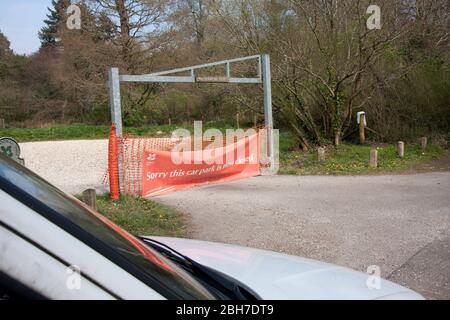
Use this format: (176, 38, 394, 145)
(0, 137, 25, 165)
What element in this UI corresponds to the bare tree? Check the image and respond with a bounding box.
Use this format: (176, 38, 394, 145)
(212, 0, 424, 148)
(89, 0, 169, 72)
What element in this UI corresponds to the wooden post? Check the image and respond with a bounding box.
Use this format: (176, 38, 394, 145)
(236, 113, 240, 129)
(168, 117, 171, 126)
(359, 113, 365, 145)
(421, 137, 428, 151)
(0, 118, 5, 129)
(369, 149, 378, 168)
(82, 189, 97, 211)
(318, 147, 326, 161)
(398, 141, 405, 158)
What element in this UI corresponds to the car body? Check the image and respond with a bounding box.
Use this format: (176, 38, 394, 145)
(0, 154, 423, 300)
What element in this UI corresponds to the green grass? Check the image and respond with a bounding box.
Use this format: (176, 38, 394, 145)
(0, 122, 248, 143)
(0, 124, 178, 142)
(280, 142, 446, 175)
(95, 195, 188, 237)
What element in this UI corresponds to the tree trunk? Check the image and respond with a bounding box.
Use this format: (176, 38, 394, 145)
(115, 0, 131, 71)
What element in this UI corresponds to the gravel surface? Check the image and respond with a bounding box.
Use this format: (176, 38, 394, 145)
(19, 140, 109, 195)
(155, 173, 450, 299)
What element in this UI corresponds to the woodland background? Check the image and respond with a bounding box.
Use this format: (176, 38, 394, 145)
(0, 0, 449, 149)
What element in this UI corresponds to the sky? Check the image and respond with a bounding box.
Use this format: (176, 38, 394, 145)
(0, 0, 52, 55)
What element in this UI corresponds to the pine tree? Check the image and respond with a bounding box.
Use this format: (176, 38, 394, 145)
(0, 30, 13, 79)
(38, 0, 71, 47)
(0, 30, 12, 56)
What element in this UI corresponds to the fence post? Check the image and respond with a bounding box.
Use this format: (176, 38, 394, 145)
(421, 137, 428, 151)
(370, 149, 378, 168)
(359, 113, 365, 145)
(82, 189, 97, 210)
(0, 118, 5, 129)
(318, 147, 326, 162)
(236, 113, 240, 129)
(398, 141, 405, 158)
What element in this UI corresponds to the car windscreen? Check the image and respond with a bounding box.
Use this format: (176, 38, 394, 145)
(0, 154, 214, 300)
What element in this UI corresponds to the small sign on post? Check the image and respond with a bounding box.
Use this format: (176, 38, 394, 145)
(0, 137, 24, 165)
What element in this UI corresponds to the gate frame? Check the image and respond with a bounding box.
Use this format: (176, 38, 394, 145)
(108, 54, 274, 188)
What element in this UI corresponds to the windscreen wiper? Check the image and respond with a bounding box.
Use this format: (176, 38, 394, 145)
(139, 237, 261, 300)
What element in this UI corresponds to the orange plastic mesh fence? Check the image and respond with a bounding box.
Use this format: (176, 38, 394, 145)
(120, 135, 178, 196)
(108, 123, 120, 200)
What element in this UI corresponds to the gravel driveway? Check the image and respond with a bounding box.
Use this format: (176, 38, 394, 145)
(18, 140, 450, 299)
(19, 140, 109, 195)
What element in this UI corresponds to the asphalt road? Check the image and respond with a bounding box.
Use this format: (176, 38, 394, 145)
(155, 173, 450, 299)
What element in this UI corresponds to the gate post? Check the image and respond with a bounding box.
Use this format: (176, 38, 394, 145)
(108, 68, 124, 194)
(109, 68, 123, 136)
(262, 54, 275, 173)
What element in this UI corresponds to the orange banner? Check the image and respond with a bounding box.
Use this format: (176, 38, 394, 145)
(142, 134, 260, 197)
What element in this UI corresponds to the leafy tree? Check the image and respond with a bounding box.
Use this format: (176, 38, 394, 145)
(39, 0, 71, 47)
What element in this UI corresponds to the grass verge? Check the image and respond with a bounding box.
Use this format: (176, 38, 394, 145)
(0, 124, 178, 142)
(0, 121, 245, 142)
(95, 195, 187, 237)
(280, 142, 447, 175)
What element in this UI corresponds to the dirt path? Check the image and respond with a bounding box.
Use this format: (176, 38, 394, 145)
(410, 154, 450, 173)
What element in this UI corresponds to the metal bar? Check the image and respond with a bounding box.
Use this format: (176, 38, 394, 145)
(196, 77, 262, 83)
(229, 78, 261, 84)
(257, 56, 262, 80)
(120, 75, 261, 84)
(145, 55, 261, 77)
(196, 76, 230, 83)
(120, 75, 195, 83)
(262, 54, 274, 167)
(108, 68, 123, 136)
